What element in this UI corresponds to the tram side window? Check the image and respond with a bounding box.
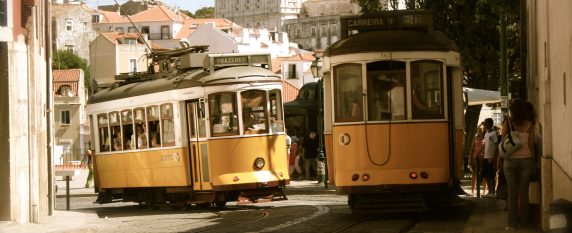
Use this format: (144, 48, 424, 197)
(410, 61, 444, 119)
(334, 64, 363, 122)
(121, 109, 135, 150)
(366, 61, 406, 121)
(134, 108, 147, 149)
(209, 92, 239, 136)
(161, 103, 176, 146)
(109, 111, 122, 151)
(241, 90, 268, 134)
(97, 114, 110, 152)
(147, 105, 161, 147)
(269, 89, 284, 133)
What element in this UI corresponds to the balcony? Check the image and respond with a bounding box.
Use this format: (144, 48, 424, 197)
(148, 33, 172, 40)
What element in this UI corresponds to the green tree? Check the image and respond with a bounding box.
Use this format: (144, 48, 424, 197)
(181, 9, 194, 17)
(194, 7, 214, 18)
(53, 50, 91, 91)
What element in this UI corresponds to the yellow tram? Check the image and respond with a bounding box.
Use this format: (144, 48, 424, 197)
(321, 11, 465, 211)
(87, 52, 290, 207)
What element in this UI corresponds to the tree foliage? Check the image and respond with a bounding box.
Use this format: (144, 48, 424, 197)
(52, 50, 91, 90)
(181, 7, 215, 19)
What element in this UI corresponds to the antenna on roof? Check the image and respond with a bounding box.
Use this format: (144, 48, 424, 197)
(113, 0, 152, 53)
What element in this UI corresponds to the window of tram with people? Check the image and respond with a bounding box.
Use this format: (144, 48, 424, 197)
(366, 61, 407, 121)
(410, 60, 444, 119)
(334, 64, 363, 122)
(241, 90, 268, 134)
(94, 103, 178, 153)
(209, 92, 239, 137)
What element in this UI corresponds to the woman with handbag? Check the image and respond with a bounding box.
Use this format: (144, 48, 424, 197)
(501, 99, 536, 231)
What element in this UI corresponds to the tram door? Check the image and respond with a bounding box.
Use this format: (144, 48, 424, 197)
(185, 100, 212, 191)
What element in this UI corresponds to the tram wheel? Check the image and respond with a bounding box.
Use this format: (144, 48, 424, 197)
(215, 201, 227, 208)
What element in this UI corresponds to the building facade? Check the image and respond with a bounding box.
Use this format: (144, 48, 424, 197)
(283, 0, 360, 51)
(51, 2, 98, 61)
(53, 69, 89, 163)
(215, 0, 305, 31)
(0, 0, 52, 224)
(89, 32, 149, 89)
(527, 1, 572, 231)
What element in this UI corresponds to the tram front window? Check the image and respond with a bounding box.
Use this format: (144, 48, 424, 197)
(269, 89, 284, 133)
(209, 92, 239, 137)
(334, 64, 363, 122)
(241, 90, 268, 134)
(366, 61, 406, 121)
(410, 61, 443, 119)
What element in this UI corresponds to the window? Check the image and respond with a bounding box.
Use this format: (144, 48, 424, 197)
(124, 38, 137, 44)
(115, 27, 124, 33)
(66, 19, 73, 31)
(97, 114, 110, 152)
(128, 26, 136, 33)
(147, 105, 161, 147)
(410, 60, 444, 119)
(61, 110, 71, 125)
(65, 45, 74, 52)
(129, 59, 137, 72)
(161, 26, 170, 39)
(269, 89, 284, 133)
(121, 109, 134, 150)
(91, 14, 100, 23)
(109, 112, 122, 151)
(134, 108, 147, 149)
(241, 90, 268, 134)
(161, 104, 176, 146)
(334, 64, 363, 122)
(0, 0, 7, 26)
(209, 92, 238, 136)
(288, 64, 297, 79)
(58, 85, 74, 96)
(366, 61, 406, 121)
(141, 26, 150, 35)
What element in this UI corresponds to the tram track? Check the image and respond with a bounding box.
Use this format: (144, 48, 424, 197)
(328, 215, 422, 233)
(189, 210, 270, 233)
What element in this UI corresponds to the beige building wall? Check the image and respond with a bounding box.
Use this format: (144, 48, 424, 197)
(116, 44, 148, 74)
(527, 0, 572, 231)
(90, 35, 117, 87)
(0, 0, 51, 224)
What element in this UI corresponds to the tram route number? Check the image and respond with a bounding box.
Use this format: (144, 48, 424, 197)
(161, 153, 181, 162)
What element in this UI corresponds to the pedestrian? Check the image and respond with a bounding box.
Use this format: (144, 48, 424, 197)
(502, 99, 537, 231)
(482, 118, 498, 197)
(289, 136, 302, 179)
(468, 124, 485, 196)
(84, 149, 94, 188)
(303, 132, 318, 180)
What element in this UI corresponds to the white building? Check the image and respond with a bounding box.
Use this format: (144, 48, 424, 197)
(51, 2, 98, 61)
(215, 0, 306, 31)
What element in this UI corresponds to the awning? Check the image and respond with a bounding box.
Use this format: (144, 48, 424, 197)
(463, 87, 500, 106)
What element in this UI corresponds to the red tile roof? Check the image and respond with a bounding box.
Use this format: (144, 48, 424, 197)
(99, 5, 189, 24)
(282, 80, 299, 103)
(53, 69, 82, 97)
(175, 18, 238, 39)
(100, 32, 143, 44)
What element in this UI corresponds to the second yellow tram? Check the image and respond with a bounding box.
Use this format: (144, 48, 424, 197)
(322, 11, 465, 211)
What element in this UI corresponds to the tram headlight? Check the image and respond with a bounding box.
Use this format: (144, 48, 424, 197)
(420, 171, 429, 179)
(351, 174, 359, 181)
(362, 174, 370, 181)
(253, 157, 265, 170)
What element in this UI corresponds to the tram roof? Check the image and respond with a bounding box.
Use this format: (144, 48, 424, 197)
(326, 30, 458, 56)
(88, 66, 281, 105)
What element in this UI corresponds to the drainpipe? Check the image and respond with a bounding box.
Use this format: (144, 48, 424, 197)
(45, 0, 54, 215)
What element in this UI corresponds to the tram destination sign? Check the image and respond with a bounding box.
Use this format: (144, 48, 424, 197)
(341, 10, 433, 39)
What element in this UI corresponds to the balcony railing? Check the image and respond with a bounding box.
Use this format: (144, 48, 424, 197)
(148, 33, 172, 40)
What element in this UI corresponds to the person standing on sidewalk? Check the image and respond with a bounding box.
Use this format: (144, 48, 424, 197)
(501, 99, 537, 231)
(84, 149, 94, 188)
(468, 124, 485, 196)
(482, 118, 498, 197)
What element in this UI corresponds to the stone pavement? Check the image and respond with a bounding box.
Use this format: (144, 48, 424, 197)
(0, 175, 543, 233)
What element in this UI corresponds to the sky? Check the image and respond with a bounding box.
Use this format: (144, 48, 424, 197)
(84, 0, 214, 13)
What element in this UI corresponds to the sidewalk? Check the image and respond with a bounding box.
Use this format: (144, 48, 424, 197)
(1, 179, 543, 233)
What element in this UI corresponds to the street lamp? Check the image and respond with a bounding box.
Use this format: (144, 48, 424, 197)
(311, 54, 327, 188)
